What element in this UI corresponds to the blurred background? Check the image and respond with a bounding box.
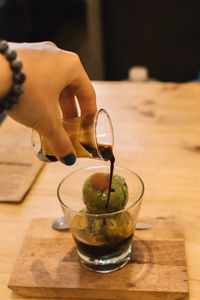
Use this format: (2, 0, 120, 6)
(0, 0, 200, 82)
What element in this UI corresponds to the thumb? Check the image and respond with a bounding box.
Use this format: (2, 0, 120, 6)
(43, 124, 76, 166)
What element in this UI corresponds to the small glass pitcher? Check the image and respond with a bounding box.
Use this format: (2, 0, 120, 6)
(31, 108, 114, 162)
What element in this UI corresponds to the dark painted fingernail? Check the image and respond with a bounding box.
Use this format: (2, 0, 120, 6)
(60, 153, 76, 166)
(46, 155, 58, 162)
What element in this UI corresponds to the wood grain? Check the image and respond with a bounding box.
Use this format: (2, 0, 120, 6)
(0, 117, 44, 202)
(8, 217, 188, 300)
(0, 81, 200, 299)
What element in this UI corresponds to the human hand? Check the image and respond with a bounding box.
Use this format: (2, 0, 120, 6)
(4, 41, 97, 165)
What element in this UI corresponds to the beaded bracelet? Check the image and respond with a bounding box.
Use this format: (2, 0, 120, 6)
(0, 39, 26, 113)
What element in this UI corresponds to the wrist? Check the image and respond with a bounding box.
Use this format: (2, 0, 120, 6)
(0, 53, 12, 99)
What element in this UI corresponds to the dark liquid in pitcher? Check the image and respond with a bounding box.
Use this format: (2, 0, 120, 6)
(74, 234, 133, 258)
(81, 143, 115, 210)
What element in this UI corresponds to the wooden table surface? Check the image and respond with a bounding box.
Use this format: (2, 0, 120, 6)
(0, 81, 200, 300)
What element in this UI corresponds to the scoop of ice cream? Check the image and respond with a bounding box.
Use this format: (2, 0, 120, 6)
(71, 211, 133, 246)
(82, 172, 128, 213)
(88, 212, 133, 239)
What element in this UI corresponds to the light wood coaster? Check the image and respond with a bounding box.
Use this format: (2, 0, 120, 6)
(8, 216, 189, 300)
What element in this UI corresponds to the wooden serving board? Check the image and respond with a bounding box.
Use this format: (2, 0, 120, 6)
(0, 117, 44, 202)
(8, 216, 189, 300)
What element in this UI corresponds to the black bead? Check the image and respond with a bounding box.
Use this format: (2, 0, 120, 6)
(10, 95, 19, 104)
(5, 96, 12, 106)
(13, 72, 26, 84)
(0, 99, 11, 110)
(6, 102, 13, 110)
(0, 40, 8, 53)
(12, 84, 24, 95)
(0, 102, 5, 112)
(10, 60, 22, 73)
(7, 93, 19, 102)
(6, 50, 17, 61)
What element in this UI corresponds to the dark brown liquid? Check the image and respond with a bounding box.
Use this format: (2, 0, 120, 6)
(99, 145, 115, 210)
(81, 143, 115, 210)
(74, 234, 133, 258)
(80, 142, 99, 158)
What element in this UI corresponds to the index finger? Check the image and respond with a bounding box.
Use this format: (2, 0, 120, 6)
(70, 57, 97, 116)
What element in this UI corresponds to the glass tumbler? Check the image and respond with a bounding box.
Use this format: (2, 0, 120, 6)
(31, 108, 114, 162)
(57, 165, 144, 273)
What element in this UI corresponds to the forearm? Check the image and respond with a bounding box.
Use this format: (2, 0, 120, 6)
(0, 54, 12, 99)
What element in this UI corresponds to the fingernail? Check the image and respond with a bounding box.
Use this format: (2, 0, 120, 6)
(46, 155, 58, 162)
(60, 153, 76, 166)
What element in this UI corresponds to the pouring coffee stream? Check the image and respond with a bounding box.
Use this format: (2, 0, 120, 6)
(98, 145, 115, 210)
(80, 142, 115, 210)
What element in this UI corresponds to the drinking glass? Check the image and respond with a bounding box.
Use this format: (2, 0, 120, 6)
(57, 165, 144, 273)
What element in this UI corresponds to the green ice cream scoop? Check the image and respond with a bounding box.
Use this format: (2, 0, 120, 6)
(82, 173, 128, 213)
